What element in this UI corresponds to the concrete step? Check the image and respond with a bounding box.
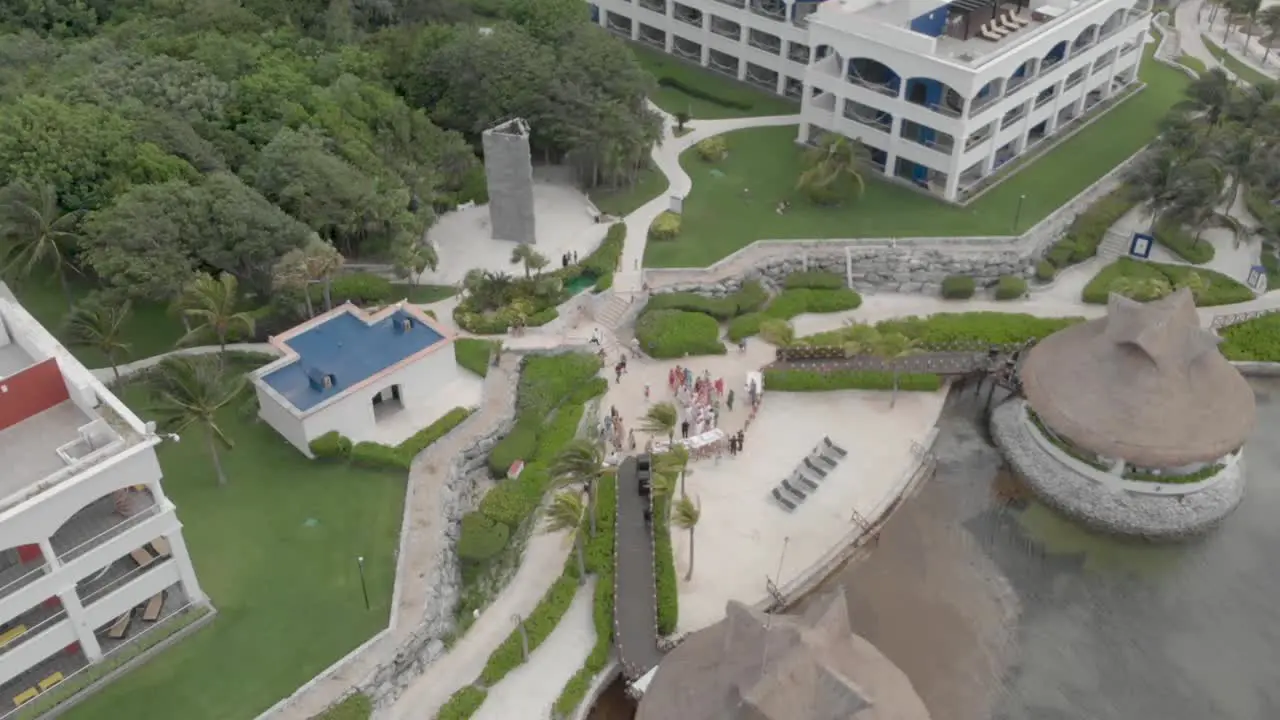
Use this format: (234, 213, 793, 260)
(597, 294, 632, 330)
(1097, 231, 1128, 262)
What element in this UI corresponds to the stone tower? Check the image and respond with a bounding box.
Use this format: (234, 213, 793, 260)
(481, 118, 537, 244)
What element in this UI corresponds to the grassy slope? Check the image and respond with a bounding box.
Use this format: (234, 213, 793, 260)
(629, 43, 800, 119)
(645, 34, 1190, 268)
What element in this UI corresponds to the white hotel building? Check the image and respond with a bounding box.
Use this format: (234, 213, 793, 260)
(592, 0, 1151, 200)
(0, 293, 205, 711)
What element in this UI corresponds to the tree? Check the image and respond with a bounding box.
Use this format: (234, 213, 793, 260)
(840, 322, 884, 358)
(1211, 125, 1256, 211)
(797, 134, 870, 205)
(1124, 147, 1196, 233)
(1180, 69, 1234, 128)
(758, 318, 795, 347)
(176, 272, 256, 356)
(274, 238, 346, 316)
(392, 237, 438, 287)
(1236, 0, 1264, 53)
(550, 439, 605, 536)
(873, 332, 920, 409)
(542, 490, 588, 584)
(64, 299, 132, 382)
(0, 180, 81, 310)
(1109, 275, 1172, 301)
(641, 402, 679, 443)
(671, 495, 702, 581)
(1259, 5, 1280, 63)
(148, 355, 245, 486)
(510, 244, 548, 278)
(501, 0, 589, 44)
(675, 109, 691, 133)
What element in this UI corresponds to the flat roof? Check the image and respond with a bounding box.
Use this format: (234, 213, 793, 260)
(0, 342, 33, 377)
(0, 401, 94, 501)
(260, 306, 448, 412)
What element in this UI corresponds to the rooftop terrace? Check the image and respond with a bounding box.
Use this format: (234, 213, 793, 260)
(0, 403, 100, 503)
(0, 343, 31, 378)
(260, 306, 448, 412)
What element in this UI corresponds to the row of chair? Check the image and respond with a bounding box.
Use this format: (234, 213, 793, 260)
(978, 9, 1030, 42)
(770, 437, 848, 511)
(12, 671, 62, 708)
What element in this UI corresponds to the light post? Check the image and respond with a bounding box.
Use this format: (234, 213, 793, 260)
(356, 556, 370, 611)
(513, 614, 529, 659)
(1013, 194, 1027, 232)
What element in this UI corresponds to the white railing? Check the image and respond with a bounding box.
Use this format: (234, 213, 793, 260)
(56, 502, 163, 565)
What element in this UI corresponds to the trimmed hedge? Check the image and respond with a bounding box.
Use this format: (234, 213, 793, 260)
(350, 441, 407, 470)
(994, 275, 1028, 300)
(783, 270, 845, 290)
(337, 406, 473, 470)
(1035, 260, 1056, 282)
(455, 338, 500, 377)
(1081, 258, 1254, 306)
(487, 418, 540, 477)
(315, 694, 372, 720)
(593, 273, 613, 292)
(399, 407, 473, 460)
(637, 309, 726, 358)
(794, 312, 1083, 348)
(580, 223, 626, 277)
(1154, 218, 1214, 264)
(696, 136, 728, 162)
(437, 686, 487, 720)
(763, 288, 862, 319)
(649, 211, 681, 242)
(479, 575, 579, 685)
(726, 312, 765, 342)
(1220, 312, 1280, 361)
(941, 275, 976, 299)
(309, 431, 352, 461)
(763, 369, 943, 392)
(643, 281, 768, 321)
(1048, 187, 1137, 267)
(457, 512, 511, 564)
(654, 492, 679, 636)
(656, 76, 752, 111)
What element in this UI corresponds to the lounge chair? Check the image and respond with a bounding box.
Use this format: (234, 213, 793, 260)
(979, 26, 1002, 41)
(13, 688, 36, 708)
(997, 12, 1020, 31)
(803, 457, 828, 478)
(38, 673, 63, 692)
(795, 473, 820, 491)
(131, 547, 157, 569)
(984, 20, 1009, 36)
(814, 451, 838, 470)
(143, 593, 164, 622)
(824, 436, 848, 457)
(771, 488, 797, 511)
(1005, 7, 1031, 25)
(781, 478, 807, 500)
(106, 612, 131, 639)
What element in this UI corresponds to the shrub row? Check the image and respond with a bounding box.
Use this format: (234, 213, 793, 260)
(1219, 312, 1280, 361)
(580, 223, 626, 278)
(593, 273, 613, 293)
(1027, 408, 1109, 471)
(763, 288, 862, 319)
(726, 312, 765, 342)
(1153, 217, 1214, 264)
(636, 309, 727, 358)
(783, 271, 846, 290)
(656, 76, 753, 111)
(308, 406, 474, 470)
(455, 338, 501, 377)
(941, 275, 976, 299)
(654, 493, 679, 636)
(480, 575, 579, 685)
(995, 275, 1028, 300)
(436, 686, 487, 720)
(1044, 187, 1136, 267)
(309, 272, 394, 306)
(762, 369, 943, 392)
(643, 281, 768, 320)
(1125, 463, 1225, 484)
(455, 306, 558, 335)
(1081, 258, 1253, 306)
(798, 312, 1082, 349)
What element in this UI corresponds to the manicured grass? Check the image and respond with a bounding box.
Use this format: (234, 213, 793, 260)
(630, 43, 800, 119)
(399, 284, 456, 304)
(588, 166, 670, 217)
(1178, 54, 1208, 75)
(65, 363, 405, 720)
(1201, 34, 1274, 86)
(643, 33, 1191, 268)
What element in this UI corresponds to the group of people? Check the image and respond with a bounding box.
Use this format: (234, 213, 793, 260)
(560, 250, 580, 268)
(600, 405, 634, 452)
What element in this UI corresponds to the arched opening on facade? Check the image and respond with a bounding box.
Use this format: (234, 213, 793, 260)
(970, 77, 1006, 114)
(1007, 57, 1040, 93)
(842, 99, 894, 134)
(904, 77, 965, 117)
(1042, 40, 1069, 72)
(847, 57, 902, 97)
(49, 488, 159, 566)
(1072, 23, 1100, 53)
(1099, 8, 1126, 37)
(813, 45, 843, 77)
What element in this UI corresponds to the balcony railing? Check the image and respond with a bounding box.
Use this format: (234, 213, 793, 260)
(923, 101, 962, 119)
(749, 0, 786, 20)
(787, 44, 810, 64)
(606, 18, 631, 36)
(711, 18, 741, 40)
(1065, 73, 1085, 91)
(784, 80, 804, 99)
(748, 32, 782, 55)
(672, 40, 701, 61)
(708, 52, 739, 77)
(1040, 56, 1064, 75)
(57, 503, 164, 565)
(638, 30, 665, 48)
(848, 75, 898, 98)
(969, 93, 1001, 116)
(745, 68, 778, 91)
(844, 107, 891, 133)
(905, 135, 953, 155)
(673, 7, 702, 27)
(639, 0, 665, 13)
(0, 609, 69, 657)
(1034, 91, 1056, 109)
(1006, 74, 1031, 94)
(1001, 110, 1025, 130)
(713, 0, 746, 7)
(1093, 56, 1115, 74)
(965, 130, 992, 152)
(1120, 42, 1138, 56)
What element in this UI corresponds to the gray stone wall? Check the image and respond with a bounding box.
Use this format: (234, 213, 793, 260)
(482, 119, 537, 244)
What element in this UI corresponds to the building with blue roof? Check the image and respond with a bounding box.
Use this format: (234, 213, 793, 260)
(250, 303, 471, 456)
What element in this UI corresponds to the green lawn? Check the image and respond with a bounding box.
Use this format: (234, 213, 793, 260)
(630, 43, 800, 119)
(64, 363, 405, 720)
(1201, 34, 1274, 86)
(400, 284, 457, 304)
(643, 32, 1191, 268)
(1178, 54, 1208, 75)
(588, 166, 670, 217)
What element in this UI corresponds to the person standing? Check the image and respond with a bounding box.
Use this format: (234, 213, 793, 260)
(736, 430, 745, 451)
(681, 419, 690, 439)
(727, 389, 735, 411)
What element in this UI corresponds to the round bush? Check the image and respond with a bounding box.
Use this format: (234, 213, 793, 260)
(994, 275, 1028, 300)
(458, 512, 511, 564)
(941, 275, 976, 299)
(648, 211, 681, 242)
(696, 136, 728, 162)
(1045, 241, 1076, 268)
(636, 309, 726, 358)
(1035, 260, 1056, 282)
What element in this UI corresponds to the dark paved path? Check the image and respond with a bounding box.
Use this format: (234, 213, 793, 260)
(613, 456, 665, 680)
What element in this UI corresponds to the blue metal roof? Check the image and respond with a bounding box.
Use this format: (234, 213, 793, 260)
(261, 309, 445, 412)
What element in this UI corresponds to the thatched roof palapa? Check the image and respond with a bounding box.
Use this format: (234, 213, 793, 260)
(1020, 289, 1255, 468)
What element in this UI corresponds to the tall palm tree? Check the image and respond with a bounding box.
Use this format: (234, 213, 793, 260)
(671, 495, 702, 581)
(149, 355, 245, 486)
(1179, 69, 1234, 128)
(1237, 0, 1264, 53)
(542, 490, 588, 584)
(510, 244, 548, 278)
(273, 250, 316, 318)
(797, 135, 870, 204)
(1259, 5, 1280, 62)
(64, 300, 132, 383)
(0, 181, 82, 311)
(840, 322, 883, 358)
(1124, 147, 1194, 234)
(1211, 124, 1257, 210)
(392, 237, 438, 287)
(550, 438, 605, 536)
(640, 402, 679, 443)
(874, 332, 920, 408)
(176, 272, 256, 357)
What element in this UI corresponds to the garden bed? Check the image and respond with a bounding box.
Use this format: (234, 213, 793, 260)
(798, 312, 1082, 348)
(1219, 312, 1280, 361)
(1081, 257, 1254, 306)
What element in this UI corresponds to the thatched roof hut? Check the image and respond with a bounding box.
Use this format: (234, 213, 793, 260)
(635, 587, 931, 720)
(1020, 289, 1255, 468)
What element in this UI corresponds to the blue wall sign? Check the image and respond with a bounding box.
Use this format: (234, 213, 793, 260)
(1249, 265, 1265, 290)
(1129, 233, 1153, 259)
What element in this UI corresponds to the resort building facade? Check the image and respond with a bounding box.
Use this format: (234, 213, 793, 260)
(592, 0, 1151, 200)
(0, 293, 205, 710)
(251, 303, 466, 457)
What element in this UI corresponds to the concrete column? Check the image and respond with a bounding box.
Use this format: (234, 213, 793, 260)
(59, 590, 103, 661)
(631, 19, 639, 41)
(701, 44, 710, 65)
(943, 167, 961, 200)
(1105, 54, 1120, 97)
(1047, 81, 1065, 133)
(984, 125, 999, 173)
(166, 532, 205, 604)
(884, 115, 903, 176)
(944, 142, 965, 200)
(148, 480, 168, 508)
(665, 29, 673, 53)
(1018, 103, 1034, 153)
(776, 73, 786, 96)
(39, 539, 59, 571)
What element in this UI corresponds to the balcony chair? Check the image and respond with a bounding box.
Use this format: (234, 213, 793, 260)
(12, 688, 37, 708)
(131, 546, 157, 569)
(143, 593, 164, 622)
(38, 672, 63, 692)
(106, 611, 131, 639)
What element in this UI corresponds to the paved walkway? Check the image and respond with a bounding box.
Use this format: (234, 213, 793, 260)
(1192, 0, 1280, 79)
(1173, 0, 1222, 71)
(613, 456, 665, 679)
(93, 342, 278, 383)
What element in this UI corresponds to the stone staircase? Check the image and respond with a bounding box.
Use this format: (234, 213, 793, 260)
(1097, 230, 1129, 262)
(596, 293, 633, 330)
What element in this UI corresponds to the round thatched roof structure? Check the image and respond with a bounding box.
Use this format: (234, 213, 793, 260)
(1020, 289, 1255, 468)
(635, 588, 931, 720)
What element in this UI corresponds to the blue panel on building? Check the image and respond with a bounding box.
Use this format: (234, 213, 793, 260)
(590, 3, 599, 21)
(909, 6, 949, 37)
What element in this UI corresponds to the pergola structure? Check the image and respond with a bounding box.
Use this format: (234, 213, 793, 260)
(945, 0, 1030, 39)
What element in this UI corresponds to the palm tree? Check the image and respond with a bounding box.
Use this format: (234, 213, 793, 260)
(1212, 125, 1257, 211)
(758, 318, 795, 347)
(840, 322, 883, 358)
(542, 490, 588, 584)
(550, 439, 605, 536)
(510, 244, 548, 278)
(1179, 69, 1234, 128)
(1124, 147, 1193, 234)
(176, 272, 256, 357)
(149, 355, 245, 486)
(64, 300, 132, 383)
(650, 447, 688, 499)
(392, 237, 438, 288)
(670, 495, 702, 581)
(797, 135, 870, 204)
(0, 181, 81, 311)
(1259, 5, 1280, 62)
(873, 332, 920, 408)
(640, 402, 679, 443)
(1237, 0, 1264, 54)
(303, 239, 344, 312)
